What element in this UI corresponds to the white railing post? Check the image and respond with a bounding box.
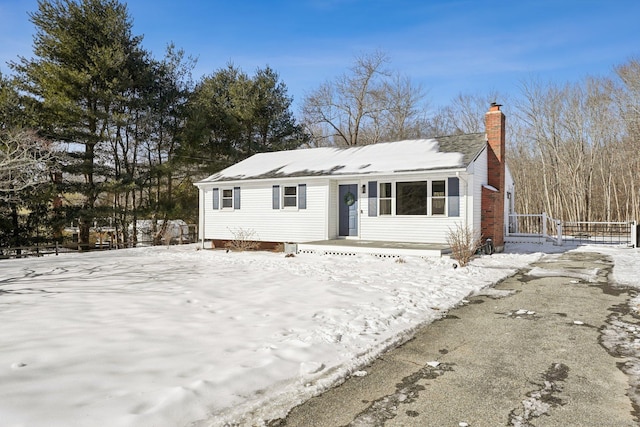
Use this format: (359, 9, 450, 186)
(556, 220, 563, 246)
(507, 214, 512, 236)
(542, 212, 547, 238)
(632, 221, 638, 248)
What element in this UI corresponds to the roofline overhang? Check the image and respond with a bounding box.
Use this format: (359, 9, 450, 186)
(194, 167, 470, 188)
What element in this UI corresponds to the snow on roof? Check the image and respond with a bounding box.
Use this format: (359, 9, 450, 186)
(199, 135, 486, 183)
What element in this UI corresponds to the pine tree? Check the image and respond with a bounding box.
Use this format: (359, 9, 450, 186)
(12, 0, 148, 246)
(183, 65, 308, 174)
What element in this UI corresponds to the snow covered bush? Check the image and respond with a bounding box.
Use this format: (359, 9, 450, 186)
(446, 223, 481, 267)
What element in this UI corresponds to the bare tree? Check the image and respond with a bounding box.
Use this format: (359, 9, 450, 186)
(0, 129, 56, 202)
(612, 57, 640, 221)
(511, 71, 636, 223)
(376, 73, 430, 141)
(301, 50, 428, 146)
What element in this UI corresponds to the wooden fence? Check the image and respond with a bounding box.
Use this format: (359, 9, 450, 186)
(0, 243, 62, 259)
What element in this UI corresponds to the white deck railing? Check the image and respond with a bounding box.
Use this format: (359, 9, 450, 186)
(506, 213, 561, 244)
(506, 213, 637, 247)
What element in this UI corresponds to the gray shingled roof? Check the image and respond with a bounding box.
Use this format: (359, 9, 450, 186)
(435, 133, 486, 165)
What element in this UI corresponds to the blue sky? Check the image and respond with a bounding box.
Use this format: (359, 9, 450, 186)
(1, 0, 639, 112)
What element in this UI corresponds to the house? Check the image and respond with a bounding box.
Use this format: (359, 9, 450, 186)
(194, 103, 514, 254)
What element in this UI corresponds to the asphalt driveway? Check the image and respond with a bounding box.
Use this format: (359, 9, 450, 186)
(273, 251, 638, 426)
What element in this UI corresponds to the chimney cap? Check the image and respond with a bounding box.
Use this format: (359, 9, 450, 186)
(490, 102, 502, 111)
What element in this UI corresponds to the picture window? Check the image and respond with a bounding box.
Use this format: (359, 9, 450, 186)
(396, 181, 428, 215)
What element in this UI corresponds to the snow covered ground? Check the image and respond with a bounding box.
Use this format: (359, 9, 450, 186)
(0, 243, 637, 426)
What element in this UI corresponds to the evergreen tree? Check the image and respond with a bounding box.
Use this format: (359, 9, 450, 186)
(12, 0, 148, 246)
(252, 67, 308, 154)
(183, 64, 308, 174)
(145, 46, 196, 232)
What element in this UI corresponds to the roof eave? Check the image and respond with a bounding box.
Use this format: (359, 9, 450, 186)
(194, 166, 470, 187)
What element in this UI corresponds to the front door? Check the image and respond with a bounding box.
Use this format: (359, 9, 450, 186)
(338, 184, 358, 237)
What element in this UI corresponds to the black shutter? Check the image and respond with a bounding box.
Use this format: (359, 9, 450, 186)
(368, 181, 378, 217)
(298, 184, 307, 209)
(212, 188, 219, 210)
(448, 177, 459, 217)
(234, 187, 241, 210)
(272, 185, 280, 209)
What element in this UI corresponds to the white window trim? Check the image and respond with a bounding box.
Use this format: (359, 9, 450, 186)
(430, 179, 447, 216)
(282, 185, 298, 209)
(395, 180, 429, 217)
(221, 188, 235, 210)
(379, 182, 393, 216)
(380, 179, 450, 217)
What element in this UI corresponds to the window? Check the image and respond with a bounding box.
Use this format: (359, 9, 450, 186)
(431, 180, 446, 215)
(283, 185, 297, 207)
(379, 182, 392, 215)
(222, 189, 233, 208)
(396, 181, 428, 215)
(213, 187, 240, 210)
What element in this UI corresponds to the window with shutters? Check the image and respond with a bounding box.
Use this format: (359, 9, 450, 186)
(283, 185, 297, 208)
(390, 179, 451, 216)
(396, 181, 428, 215)
(273, 184, 306, 210)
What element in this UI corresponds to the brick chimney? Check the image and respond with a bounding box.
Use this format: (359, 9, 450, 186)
(481, 103, 506, 250)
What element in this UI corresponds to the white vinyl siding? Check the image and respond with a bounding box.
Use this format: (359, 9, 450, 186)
(360, 215, 465, 244)
(202, 181, 328, 243)
(198, 167, 479, 246)
(358, 172, 469, 244)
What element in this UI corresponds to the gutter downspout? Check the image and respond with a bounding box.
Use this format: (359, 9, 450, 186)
(199, 187, 205, 249)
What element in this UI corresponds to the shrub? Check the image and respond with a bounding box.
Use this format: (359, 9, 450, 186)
(225, 227, 261, 252)
(446, 223, 481, 267)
